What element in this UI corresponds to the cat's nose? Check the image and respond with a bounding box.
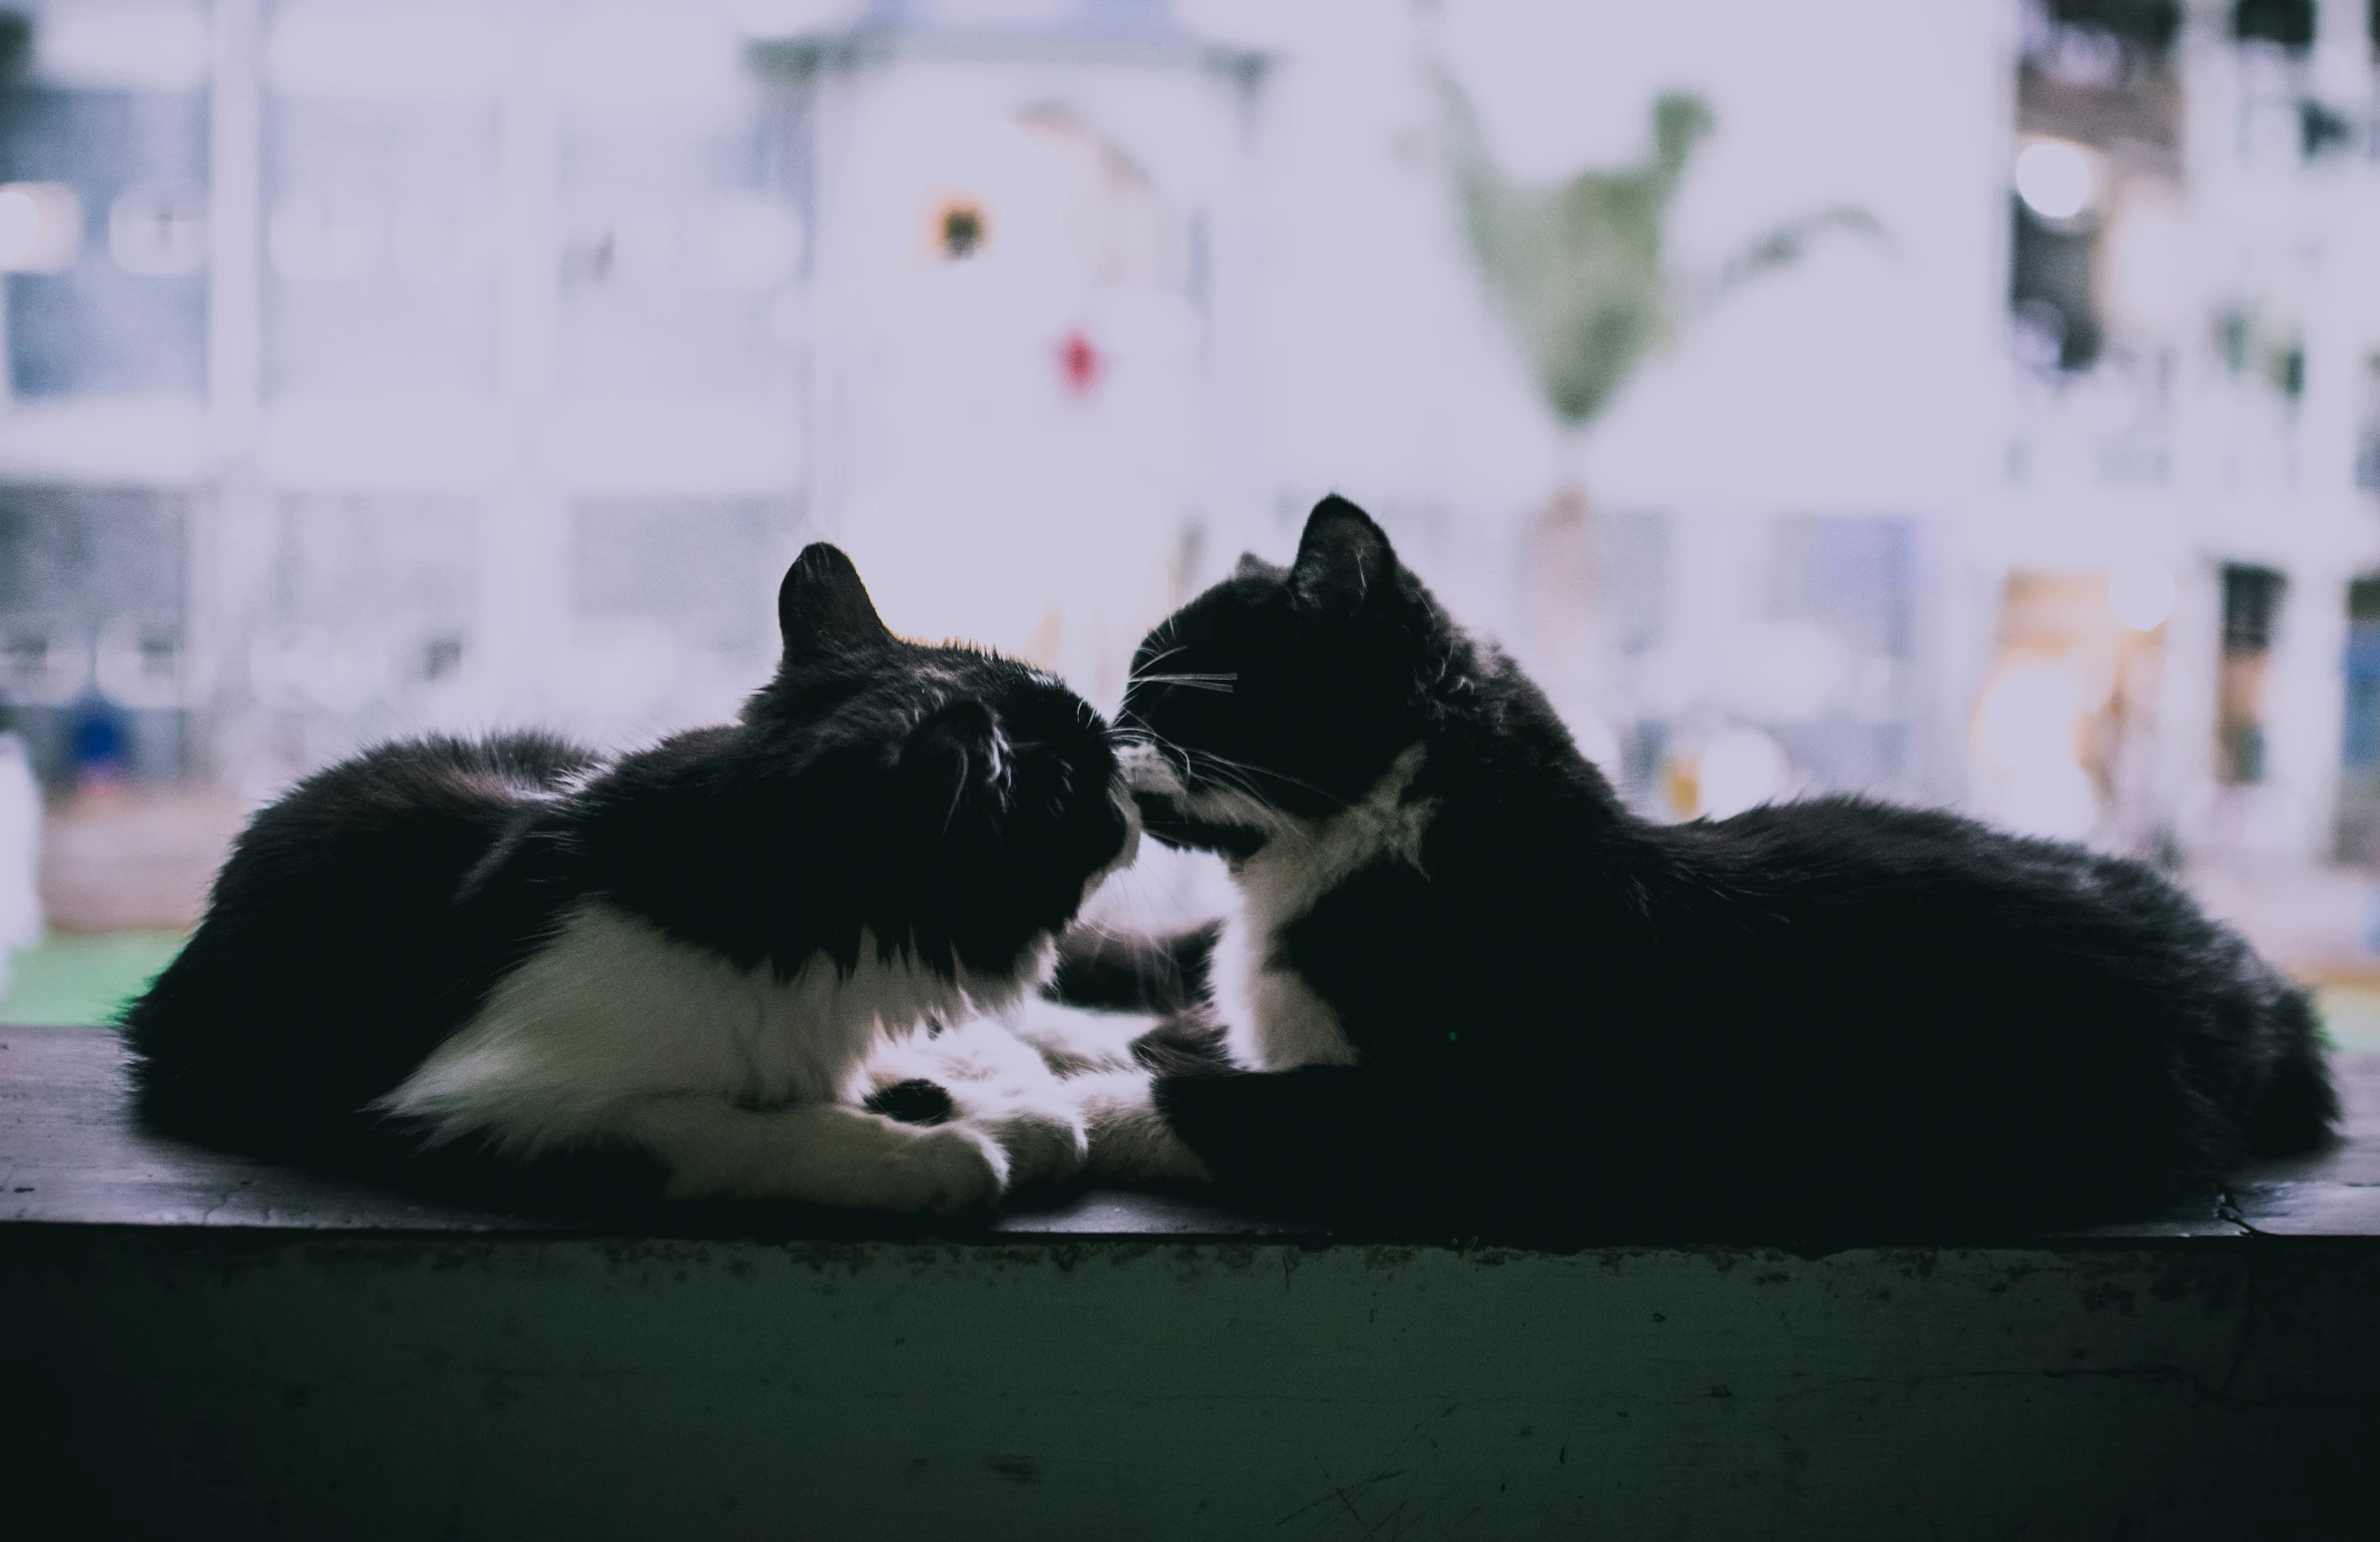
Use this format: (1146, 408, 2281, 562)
(1114, 741, 1183, 796)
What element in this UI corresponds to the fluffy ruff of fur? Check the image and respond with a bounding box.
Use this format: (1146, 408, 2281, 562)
(123, 544, 1140, 1213)
(1079, 495, 2340, 1239)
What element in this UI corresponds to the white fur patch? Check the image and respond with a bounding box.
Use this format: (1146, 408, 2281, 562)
(624, 1096, 1007, 1211)
(861, 1014, 1093, 1187)
(989, 991, 1153, 1076)
(376, 901, 1046, 1205)
(860, 988, 1216, 1186)
(1127, 743, 1432, 1072)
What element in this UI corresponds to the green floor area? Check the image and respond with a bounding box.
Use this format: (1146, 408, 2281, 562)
(0, 931, 187, 1028)
(7, 928, 2380, 1048)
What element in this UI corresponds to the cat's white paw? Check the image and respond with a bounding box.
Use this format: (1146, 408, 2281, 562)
(976, 1102, 1091, 1188)
(1068, 1068, 1214, 1184)
(874, 1124, 1008, 1214)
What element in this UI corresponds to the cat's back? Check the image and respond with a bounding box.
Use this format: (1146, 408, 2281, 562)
(240, 732, 590, 849)
(1667, 794, 2274, 1011)
(124, 733, 601, 1154)
(1682, 792, 2332, 1157)
(1693, 794, 2203, 940)
(195, 732, 595, 928)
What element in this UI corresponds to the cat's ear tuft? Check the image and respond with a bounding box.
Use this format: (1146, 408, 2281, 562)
(778, 543, 892, 661)
(1288, 495, 1396, 614)
(1234, 551, 1285, 583)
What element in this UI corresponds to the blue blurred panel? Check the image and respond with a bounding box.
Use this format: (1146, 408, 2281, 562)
(0, 486, 190, 787)
(2342, 622, 2380, 774)
(2, 704, 187, 788)
(1605, 510, 1667, 656)
(0, 485, 187, 627)
(1620, 718, 1667, 802)
(0, 86, 208, 397)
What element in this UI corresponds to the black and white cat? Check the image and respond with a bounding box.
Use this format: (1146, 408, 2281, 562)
(1081, 496, 2339, 1234)
(125, 544, 1139, 1213)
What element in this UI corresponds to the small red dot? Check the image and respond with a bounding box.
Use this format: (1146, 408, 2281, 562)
(1057, 329, 1103, 394)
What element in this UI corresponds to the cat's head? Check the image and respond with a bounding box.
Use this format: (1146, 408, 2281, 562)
(744, 543, 1137, 977)
(1116, 496, 1457, 856)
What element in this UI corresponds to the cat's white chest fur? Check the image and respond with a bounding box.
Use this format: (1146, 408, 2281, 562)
(1201, 745, 1434, 1072)
(381, 902, 1034, 1156)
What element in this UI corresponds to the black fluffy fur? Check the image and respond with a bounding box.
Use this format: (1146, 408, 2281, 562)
(123, 544, 1129, 1188)
(1093, 495, 2340, 1238)
(1049, 919, 1219, 1014)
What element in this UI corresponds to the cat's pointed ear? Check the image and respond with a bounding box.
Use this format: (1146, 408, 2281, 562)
(1288, 495, 1396, 614)
(778, 544, 891, 661)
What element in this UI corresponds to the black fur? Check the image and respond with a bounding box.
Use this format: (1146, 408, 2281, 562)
(1100, 495, 2340, 1237)
(863, 1078, 957, 1126)
(1048, 920, 1219, 1015)
(123, 544, 1130, 1181)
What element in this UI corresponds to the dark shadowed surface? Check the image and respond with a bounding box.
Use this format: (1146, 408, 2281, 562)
(5, 1026, 2375, 1238)
(3, 1029, 2378, 1540)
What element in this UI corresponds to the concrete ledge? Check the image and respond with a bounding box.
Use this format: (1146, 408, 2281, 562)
(4, 1028, 2377, 1539)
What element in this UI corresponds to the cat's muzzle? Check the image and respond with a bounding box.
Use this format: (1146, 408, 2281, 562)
(1114, 742, 1268, 858)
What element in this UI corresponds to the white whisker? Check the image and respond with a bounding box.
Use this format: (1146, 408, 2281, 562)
(1187, 748, 1347, 810)
(1133, 674, 1237, 694)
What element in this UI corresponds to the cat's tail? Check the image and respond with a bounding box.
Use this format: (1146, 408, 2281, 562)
(2243, 986, 2342, 1158)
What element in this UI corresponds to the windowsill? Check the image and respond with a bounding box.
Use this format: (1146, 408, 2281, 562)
(8, 1030, 2377, 1536)
(3, 1024, 2373, 1247)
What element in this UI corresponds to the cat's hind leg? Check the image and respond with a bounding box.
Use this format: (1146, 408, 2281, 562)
(620, 1095, 1006, 1212)
(1068, 1067, 1212, 1184)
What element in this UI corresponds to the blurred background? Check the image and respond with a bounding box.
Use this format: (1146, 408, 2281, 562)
(1, 0, 2379, 1040)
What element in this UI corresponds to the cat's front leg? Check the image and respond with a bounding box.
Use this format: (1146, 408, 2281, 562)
(1152, 1064, 1388, 1205)
(1063, 1068, 1213, 1184)
(621, 1095, 1006, 1212)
